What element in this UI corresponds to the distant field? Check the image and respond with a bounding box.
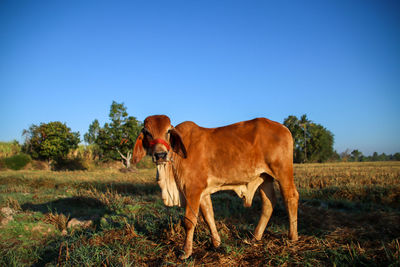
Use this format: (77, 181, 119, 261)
(0, 162, 399, 266)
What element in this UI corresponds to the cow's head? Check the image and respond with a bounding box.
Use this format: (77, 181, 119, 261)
(132, 115, 187, 165)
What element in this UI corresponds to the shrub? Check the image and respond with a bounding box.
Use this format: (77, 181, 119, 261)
(0, 141, 21, 158)
(53, 158, 89, 171)
(3, 154, 31, 170)
(22, 121, 80, 163)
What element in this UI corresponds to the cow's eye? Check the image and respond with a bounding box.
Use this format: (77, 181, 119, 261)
(142, 128, 153, 139)
(145, 134, 153, 141)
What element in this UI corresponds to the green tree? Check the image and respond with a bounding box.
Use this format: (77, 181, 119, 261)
(22, 121, 80, 165)
(283, 115, 308, 163)
(87, 101, 142, 168)
(283, 114, 334, 163)
(84, 119, 101, 160)
(84, 119, 100, 145)
(371, 152, 379, 161)
(350, 149, 363, 162)
(307, 124, 334, 162)
(378, 153, 388, 161)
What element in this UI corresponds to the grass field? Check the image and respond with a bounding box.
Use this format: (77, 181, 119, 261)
(0, 162, 399, 266)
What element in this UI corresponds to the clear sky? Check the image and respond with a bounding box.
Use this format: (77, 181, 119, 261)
(1, 0, 399, 155)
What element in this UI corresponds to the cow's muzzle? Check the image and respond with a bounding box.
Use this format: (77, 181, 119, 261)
(150, 138, 171, 164)
(154, 152, 168, 163)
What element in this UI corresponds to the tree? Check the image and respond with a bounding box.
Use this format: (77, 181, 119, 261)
(378, 153, 388, 161)
(84, 119, 101, 160)
(299, 114, 311, 162)
(307, 124, 334, 162)
(350, 149, 363, 162)
(22, 121, 80, 165)
(84, 119, 100, 145)
(331, 150, 341, 162)
(371, 152, 379, 161)
(283, 115, 308, 163)
(87, 101, 142, 168)
(283, 115, 334, 163)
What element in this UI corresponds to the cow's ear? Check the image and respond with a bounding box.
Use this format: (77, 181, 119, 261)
(169, 128, 187, 158)
(132, 132, 146, 164)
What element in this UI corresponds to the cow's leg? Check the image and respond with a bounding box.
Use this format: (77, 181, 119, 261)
(254, 175, 276, 240)
(180, 191, 201, 260)
(200, 194, 221, 248)
(277, 170, 299, 241)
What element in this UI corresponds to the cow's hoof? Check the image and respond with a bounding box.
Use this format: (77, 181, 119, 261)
(179, 253, 190, 260)
(178, 250, 192, 260)
(212, 238, 221, 248)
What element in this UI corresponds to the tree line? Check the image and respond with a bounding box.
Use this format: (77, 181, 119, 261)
(282, 114, 400, 163)
(8, 102, 398, 169)
(339, 149, 400, 162)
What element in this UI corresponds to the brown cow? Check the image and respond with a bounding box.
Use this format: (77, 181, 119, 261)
(133, 115, 299, 259)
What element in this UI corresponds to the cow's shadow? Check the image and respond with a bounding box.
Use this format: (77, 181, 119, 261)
(73, 181, 160, 197)
(211, 191, 400, 244)
(21, 196, 109, 267)
(209, 191, 370, 239)
(21, 196, 109, 219)
(21, 182, 160, 225)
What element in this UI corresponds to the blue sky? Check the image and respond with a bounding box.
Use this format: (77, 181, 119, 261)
(1, 0, 399, 155)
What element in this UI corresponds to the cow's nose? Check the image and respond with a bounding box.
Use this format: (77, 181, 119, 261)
(154, 152, 168, 161)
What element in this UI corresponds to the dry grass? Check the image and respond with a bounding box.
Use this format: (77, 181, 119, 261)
(295, 161, 400, 188)
(294, 161, 400, 209)
(44, 212, 70, 231)
(0, 162, 399, 266)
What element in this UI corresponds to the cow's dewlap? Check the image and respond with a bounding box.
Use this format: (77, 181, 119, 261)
(156, 164, 183, 207)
